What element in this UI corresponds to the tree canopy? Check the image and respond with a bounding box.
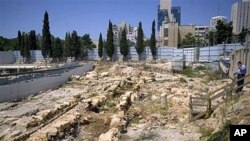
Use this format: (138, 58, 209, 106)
(239, 27, 248, 45)
(29, 30, 37, 50)
(64, 32, 72, 58)
(0, 36, 16, 51)
(98, 33, 103, 58)
(42, 11, 52, 59)
(215, 20, 233, 44)
(136, 21, 144, 60)
(106, 20, 115, 60)
(120, 28, 129, 60)
(150, 20, 157, 60)
(52, 37, 63, 61)
(71, 30, 81, 60)
(181, 33, 196, 47)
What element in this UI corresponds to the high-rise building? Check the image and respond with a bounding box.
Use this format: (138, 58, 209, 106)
(157, 6, 169, 31)
(160, 0, 172, 10)
(158, 0, 173, 31)
(158, 0, 181, 30)
(160, 0, 172, 20)
(158, 0, 182, 47)
(171, 6, 181, 25)
(210, 16, 228, 30)
(231, 0, 250, 33)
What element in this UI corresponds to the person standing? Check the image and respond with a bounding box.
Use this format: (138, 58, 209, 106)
(234, 61, 247, 93)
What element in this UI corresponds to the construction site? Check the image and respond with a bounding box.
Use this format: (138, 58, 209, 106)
(0, 46, 250, 141)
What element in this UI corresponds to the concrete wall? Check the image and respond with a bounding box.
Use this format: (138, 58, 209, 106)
(0, 51, 16, 64)
(0, 63, 93, 103)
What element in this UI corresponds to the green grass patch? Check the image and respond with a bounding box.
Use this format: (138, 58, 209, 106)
(206, 70, 221, 81)
(130, 116, 140, 124)
(143, 103, 168, 116)
(182, 66, 197, 77)
(194, 65, 207, 71)
(101, 99, 117, 112)
(87, 92, 99, 98)
(200, 127, 214, 139)
(105, 100, 116, 108)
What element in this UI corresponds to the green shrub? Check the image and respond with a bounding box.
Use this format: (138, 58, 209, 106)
(182, 66, 196, 77)
(88, 92, 99, 98)
(106, 100, 116, 108)
(195, 65, 207, 71)
(130, 116, 140, 124)
(207, 120, 231, 141)
(200, 127, 214, 138)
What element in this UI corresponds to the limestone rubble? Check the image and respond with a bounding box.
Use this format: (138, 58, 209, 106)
(0, 61, 244, 141)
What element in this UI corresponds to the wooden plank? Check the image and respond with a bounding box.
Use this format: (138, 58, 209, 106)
(189, 74, 250, 122)
(189, 111, 207, 122)
(210, 90, 226, 100)
(234, 82, 250, 90)
(211, 81, 250, 101)
(235, 74, 250, 83)
(191, 97, 207, 100)
(189, 101, 225, 122)
(191, 109, 206, 114)
(210, 84, 229, 95)
(191, 103, 208, 107)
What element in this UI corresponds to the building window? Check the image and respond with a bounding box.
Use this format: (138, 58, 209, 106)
(164, 40, 168, 46)
(164, 28, 168, 37)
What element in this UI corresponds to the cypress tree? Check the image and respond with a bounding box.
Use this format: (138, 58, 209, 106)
(64, 32, 71, 58)
(106, 20, 114, 60)
(24, 33, 31, 62)
(150, 20, 157, 60)
(98, 33, 103, 58)
(82, 34, 95, 59)
(120, 28, 129, 60)
(52, 37, 63, 61)
(82, 34, 93, 49)
(17, 31, 22, 51)
(136, 22, 144, 60)
(29, 30, 37, 50)
(20, 32, 25, 58)
(42, 11, 52, 60)
(71, 30, 80, 60)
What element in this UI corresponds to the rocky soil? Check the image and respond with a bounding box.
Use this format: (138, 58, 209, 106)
(0, 61, 247, 141)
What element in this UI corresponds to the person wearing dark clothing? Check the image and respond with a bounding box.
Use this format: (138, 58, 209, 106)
(234, 61, 247, 93)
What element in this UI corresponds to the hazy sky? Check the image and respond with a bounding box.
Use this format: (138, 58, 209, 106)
(0, 0, 238, 40)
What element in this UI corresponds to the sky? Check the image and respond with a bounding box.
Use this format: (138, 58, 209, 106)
(0, 0, 239, 40)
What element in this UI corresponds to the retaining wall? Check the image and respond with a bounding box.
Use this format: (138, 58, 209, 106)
(0, 63, 93, 102)
(0, 51, 16, 64)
